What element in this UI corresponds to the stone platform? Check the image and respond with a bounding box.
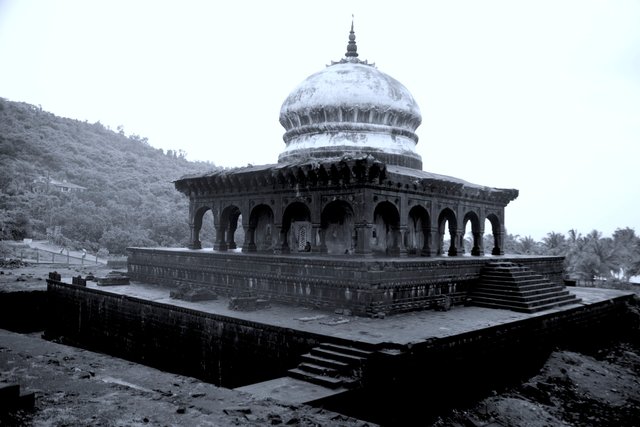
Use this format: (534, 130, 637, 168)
(45, 275, 635, 424)
(127, 248, 566, 316)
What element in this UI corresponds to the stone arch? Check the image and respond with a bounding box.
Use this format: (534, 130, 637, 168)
(244, 204, 274, 252)
(216, 204, 241, 251)
(437, 208, 458, 256)
(407, 205, 431, 256)
(486, 213, 504, 255)
(463, 211, 483, 256)
(320, 200, 355, 255)
(282, 201, 312, 252)
(191, 205, 214, 249)
(372, 201, 401, 256)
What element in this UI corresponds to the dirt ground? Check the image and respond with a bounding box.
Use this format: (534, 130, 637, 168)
(1, 261, 639, 426)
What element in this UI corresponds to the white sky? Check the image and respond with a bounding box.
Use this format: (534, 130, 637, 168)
(1, 0, 639, 240)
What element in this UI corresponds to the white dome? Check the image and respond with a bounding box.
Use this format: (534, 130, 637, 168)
(278, 27, 423, 169)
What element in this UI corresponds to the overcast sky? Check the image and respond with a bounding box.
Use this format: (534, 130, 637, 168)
(1, 0, 639, 240)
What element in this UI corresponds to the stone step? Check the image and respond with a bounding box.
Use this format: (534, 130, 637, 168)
(299, 353, 350, 371)
(287, 368, 347, 389)
(296, 362, 340, 377)
(480, 274, 549, 283)
(319, 343, 374, 358)
(471, 293, 578, 310)
(478, 281, 559, 292)
(473, 287, 569, 299)
(473, 297, 580, 313)
(310, 348, 367, 365)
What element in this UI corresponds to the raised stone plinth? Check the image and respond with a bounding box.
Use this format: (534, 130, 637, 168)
(127, 248, 565, 316)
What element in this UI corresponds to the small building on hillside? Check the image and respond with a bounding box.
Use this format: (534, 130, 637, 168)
(32, 177, 87, 194)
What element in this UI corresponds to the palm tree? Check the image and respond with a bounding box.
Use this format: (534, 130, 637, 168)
(542, 231, 567, 256)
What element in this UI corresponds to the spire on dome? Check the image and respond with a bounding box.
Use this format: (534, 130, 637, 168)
(345, 15, 358, 58)
(329, 15, 374, 67)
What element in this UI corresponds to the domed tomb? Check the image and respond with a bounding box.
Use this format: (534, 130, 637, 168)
(278, 24, 423, 169)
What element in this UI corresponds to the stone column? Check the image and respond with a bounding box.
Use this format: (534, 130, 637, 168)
(471, 231, 484, 256)
(273, 225, 289, 254)
(311, 223, 322, 253)
(227, 224, 237, 250)
(318, 227, 328, 253)
(397, 226, 408, 257)
(447, 228, 459, 256)
(242, 227, 256, 252)
(492, 230, 504, 255)
(456, 231, 466, 256)
(188, 224, 202, 249)
(354, 223, 373, 256)
(421, 226, 434, 256)
(213, 226, 227, 251)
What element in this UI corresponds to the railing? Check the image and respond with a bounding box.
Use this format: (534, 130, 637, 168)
(14, 247, 106, 266)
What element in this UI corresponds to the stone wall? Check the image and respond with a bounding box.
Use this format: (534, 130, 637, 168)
(127, 249, 565, 315)
(44, 280, 348, 388)
(323, 292, 636, 425)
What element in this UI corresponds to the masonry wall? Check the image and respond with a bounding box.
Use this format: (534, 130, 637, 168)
(338, 293, 635, 425)
(45, 280, 349, 388)
(127, 249, 565, 315)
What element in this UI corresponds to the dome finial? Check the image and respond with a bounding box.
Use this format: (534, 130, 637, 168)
(345, 15, 358, 58)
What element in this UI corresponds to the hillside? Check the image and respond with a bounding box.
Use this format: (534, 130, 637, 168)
(0, 97, 219, 254)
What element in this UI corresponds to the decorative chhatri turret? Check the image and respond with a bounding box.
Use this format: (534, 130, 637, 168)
(345, 17, 358, 58)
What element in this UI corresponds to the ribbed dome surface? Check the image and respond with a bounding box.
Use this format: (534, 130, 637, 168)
(278, 27, 423, 169)
(280, 63, 421, 120)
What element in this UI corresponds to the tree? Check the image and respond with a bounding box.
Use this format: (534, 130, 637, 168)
(612, 227, 640, 282)
(542, 231, 567, 256)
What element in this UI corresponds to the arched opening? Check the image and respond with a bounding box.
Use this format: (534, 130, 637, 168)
(437, 208, 458, 256)
(282, 202, 312, 252)
(246, 204, 274, 252)
(192, 206, 215, 249)
(407, 206, 430, 256)
(320, 200, 355, 255)
(463, 211, 483, 256)
(217, 205, 241, 251)
(372, 201, 401, 256)
(484, 214, 503, 255)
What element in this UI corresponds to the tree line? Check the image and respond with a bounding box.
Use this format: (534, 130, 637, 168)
(0, 97, 218, 256)
(482, 228, 640, 284)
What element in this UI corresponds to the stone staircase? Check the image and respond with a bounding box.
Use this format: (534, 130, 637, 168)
(470, 261, 580, 313)
(287, 343, 373, 389)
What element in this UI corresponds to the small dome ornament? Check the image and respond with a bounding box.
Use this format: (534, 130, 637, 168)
(345, 17, 358, 58)
(331, 16, 373, 67)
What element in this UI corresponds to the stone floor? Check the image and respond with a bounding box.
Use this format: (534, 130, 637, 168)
(76, 277, 631, 347)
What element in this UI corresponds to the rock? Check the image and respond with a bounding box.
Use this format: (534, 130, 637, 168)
(268, 413, 283, 425)
(224, 406, 252, 416)
(176, 407, 186, 414)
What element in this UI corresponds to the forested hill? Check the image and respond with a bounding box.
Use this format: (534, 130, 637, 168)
(0, 97, 220, 254)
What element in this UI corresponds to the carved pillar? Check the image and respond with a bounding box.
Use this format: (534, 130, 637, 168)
(213, 226, 227, 251)
(421, 226, 434, 256)
(447, 228, 459, 256)
(397, 226, 408, 257)
(471, 231, 484, 256)
(242, 227, 256, 252)
(492, 230, 504, 255)
(273, 225, 289, 254)
(318, 228, 328, 253)
(311, 223, 322, 253)
(457, 231, 466, 256)
(354, 223, 373, 256)
(189, 224, 202, 249)
(227, 224, 237, 250)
